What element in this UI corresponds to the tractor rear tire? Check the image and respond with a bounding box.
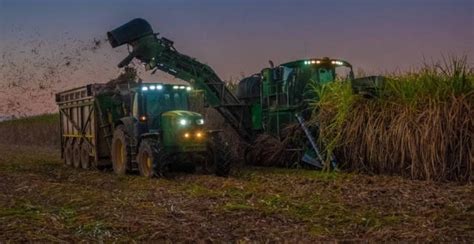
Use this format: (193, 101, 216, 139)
(73, 141, 82, 168)
(64, 139, 74, 166)
(207, 134, 231, 177)
(137, 139, 163, 178)
(80, 143, 91, 169)
(111, 125, 132, 175)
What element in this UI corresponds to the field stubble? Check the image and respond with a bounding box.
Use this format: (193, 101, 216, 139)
(0, 144, 472, 242)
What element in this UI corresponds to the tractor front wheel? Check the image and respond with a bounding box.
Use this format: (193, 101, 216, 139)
(137, 139, 162, 178)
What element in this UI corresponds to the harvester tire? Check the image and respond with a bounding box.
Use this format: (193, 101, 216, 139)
(137, 139, 163, 178)
(111, 125, 132, 175)
(80, 143, 91, 169)
(64, 139, 74, 166)
(207, 134, 231, 177)
(73, 141, 82, 168)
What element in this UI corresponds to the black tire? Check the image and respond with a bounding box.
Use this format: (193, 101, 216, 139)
(111, 125, 132, 175)
(64, 139, 74, 166)
(73, 141, 81, 168)
(207, 134, 231, 177)
(80, 143, 91, 169)
(137, 139, 164, 178)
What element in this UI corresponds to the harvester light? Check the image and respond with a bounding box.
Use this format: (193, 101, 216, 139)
(179, 86, 186, 89)
(316, 60, 321, 64)
(173, 85, 179, 89)
(331, 61, 336, 64)
(184, 133, 190, 139)
(197, 119, 204, 125)
(142, 86, 149, 91)
(196, 132, 203, 138)
(149, 85, 156, 90)
(186, 87, 192, 91)
(311, 60, 316, 64)
(179, 119, 188, 126)
(157, 85, 163, 90)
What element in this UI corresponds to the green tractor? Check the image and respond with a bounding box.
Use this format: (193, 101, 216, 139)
(237, 58, 355, 135)
(110, 83, 230, 177)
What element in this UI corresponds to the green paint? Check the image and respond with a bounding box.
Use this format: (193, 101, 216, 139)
(251, 103, 262, 130)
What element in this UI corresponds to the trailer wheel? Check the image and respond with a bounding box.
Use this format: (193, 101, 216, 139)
(111, 125, 131, 175)
(64, 139, 74, 166)
(137, 139, 163, 178)
(207, 134, 231, 177)
(73, 141, 82, 168)
(80, 143, 91, 169)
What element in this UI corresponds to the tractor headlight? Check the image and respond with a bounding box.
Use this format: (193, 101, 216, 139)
(179, 119, 188, 126)
(196, 119, 204, 125)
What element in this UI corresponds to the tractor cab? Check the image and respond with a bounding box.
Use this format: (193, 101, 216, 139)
(131, 83, 206, 152)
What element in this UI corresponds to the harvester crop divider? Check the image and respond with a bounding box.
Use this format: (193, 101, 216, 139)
(295, 114, 337, 170)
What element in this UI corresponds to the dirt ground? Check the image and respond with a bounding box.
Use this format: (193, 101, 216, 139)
(0, 144, 472, 242)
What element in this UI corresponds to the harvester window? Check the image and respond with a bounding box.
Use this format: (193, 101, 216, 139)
(318, 68, 334, 84)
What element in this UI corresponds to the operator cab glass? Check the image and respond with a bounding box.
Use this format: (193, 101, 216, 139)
(133, 84, 191, 129)
(317, 67, 334, 84)
(303, 59, 354, 84)
(145, 90, 188, 115)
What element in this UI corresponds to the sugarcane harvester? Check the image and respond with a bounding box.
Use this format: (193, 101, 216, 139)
(107, 18, 380, 169)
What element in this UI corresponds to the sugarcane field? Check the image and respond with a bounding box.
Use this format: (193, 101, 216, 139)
(0, 1, 473, 242)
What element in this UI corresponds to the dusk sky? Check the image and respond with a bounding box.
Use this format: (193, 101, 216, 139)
(0, 0, 473, 116)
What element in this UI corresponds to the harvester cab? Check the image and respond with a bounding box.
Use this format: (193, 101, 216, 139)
(236, 58, 355, 168)
(238, 57, 355, 137)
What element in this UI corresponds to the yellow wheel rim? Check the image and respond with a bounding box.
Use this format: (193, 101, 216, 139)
(138, 149, 153, 177)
